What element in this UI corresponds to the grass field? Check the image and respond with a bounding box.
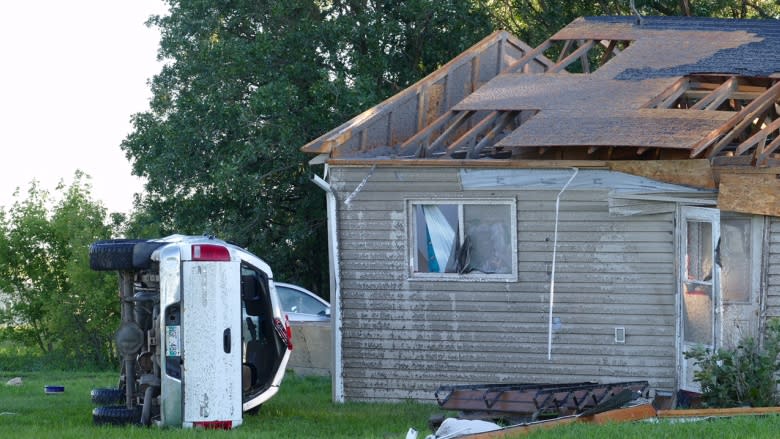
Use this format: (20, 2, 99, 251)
(3, 370, 780, 438)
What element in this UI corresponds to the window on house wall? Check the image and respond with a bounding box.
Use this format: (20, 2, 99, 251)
(409, 200, 517, 279)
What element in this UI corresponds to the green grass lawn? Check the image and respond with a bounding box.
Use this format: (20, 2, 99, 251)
(3, 370, 780, 438)
(0, 370, 438, 438)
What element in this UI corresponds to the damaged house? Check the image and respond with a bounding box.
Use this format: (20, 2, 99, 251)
(300, 16, 780, 403)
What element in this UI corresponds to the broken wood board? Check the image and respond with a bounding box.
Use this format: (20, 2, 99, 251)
(608, 159, 716, 189)
(717, 173, 780, 217)
(657, 406, 780, 418)
(458, 403, 657, 438)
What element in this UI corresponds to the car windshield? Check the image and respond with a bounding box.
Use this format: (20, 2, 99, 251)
(277, 286, 327, 315)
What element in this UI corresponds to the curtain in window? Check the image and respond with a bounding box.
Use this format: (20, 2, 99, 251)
(422, 205, 456, 273)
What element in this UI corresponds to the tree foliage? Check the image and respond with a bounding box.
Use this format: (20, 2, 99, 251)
(0, 172, 118, 368)
(122, 0, 494, 294)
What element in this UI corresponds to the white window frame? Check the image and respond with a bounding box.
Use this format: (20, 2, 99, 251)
(407, 199, 518, 281)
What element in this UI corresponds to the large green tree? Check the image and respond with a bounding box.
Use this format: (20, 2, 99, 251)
(122, 0, 494, 294)
(0, 172, 118, 368)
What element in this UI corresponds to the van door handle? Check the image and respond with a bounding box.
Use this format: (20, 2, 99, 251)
(223, 328, 231, 353)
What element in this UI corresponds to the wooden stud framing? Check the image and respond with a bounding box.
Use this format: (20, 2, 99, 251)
(398, 110, 458, 156)
(424, 110, 477, 156)
(643, 78, 691, 109)
(468, 111, 519, 158)
(704, 81, 780, 157)
(735, 117, 780, 156)
(548, 40, 595, 73)
(690, 76, 738, 110)
(504, 39, 553, 73)
(689, 80, 780, 158)
(446, 111, 499, 154)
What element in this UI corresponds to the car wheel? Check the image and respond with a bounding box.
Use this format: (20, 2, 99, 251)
(90, 387, 124, 405)
(89, 239, 145, 271)
(92, 405, 141, 426)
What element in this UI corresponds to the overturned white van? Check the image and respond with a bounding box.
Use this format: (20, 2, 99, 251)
(89, 235, 292, 429)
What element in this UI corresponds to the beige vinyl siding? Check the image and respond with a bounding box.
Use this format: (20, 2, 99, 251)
(331, 166, 677, 402)
(766, 217, 780, 318)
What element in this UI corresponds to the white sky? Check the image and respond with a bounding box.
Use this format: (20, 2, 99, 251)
(0, 1, 168, 215)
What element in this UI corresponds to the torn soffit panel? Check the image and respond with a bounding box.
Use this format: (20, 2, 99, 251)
(459, 168, 716, 194)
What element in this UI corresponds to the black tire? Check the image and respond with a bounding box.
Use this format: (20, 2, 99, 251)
(90, 387, 124, 405)
(92, 405, 141, 426)
(89, 239, 144, 271)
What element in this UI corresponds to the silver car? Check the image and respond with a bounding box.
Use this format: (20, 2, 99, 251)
(275, 282, 330, 322)
(88, 235, 292, 428)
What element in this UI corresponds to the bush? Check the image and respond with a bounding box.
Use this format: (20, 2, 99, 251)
(684, 318, 780, 407)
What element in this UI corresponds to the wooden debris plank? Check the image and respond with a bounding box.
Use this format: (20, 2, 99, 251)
(460, 404, 657, 438)
(657, 406, 780, 418)
(608, 159, 715, 189)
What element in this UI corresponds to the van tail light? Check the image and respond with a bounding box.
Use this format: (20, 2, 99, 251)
(191, 244, 230, 261)
(273, 316, 293, 351)
(193, 420, 233, 430)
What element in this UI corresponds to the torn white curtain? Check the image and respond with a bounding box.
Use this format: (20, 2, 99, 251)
(422, 205, 456, 273)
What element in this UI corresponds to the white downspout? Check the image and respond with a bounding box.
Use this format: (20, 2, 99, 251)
(311, 170, 345, 402)
(547, 168, 579, 361)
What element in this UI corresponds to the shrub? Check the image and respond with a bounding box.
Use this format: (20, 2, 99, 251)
(684, 318, 780, 408)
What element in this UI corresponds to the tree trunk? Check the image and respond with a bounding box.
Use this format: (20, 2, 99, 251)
(680, 0, 691, 16)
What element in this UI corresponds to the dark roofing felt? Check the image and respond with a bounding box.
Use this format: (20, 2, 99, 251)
(561, 16, 780, 79)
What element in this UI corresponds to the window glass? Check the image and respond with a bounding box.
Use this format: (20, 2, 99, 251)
(277, 286, 326, 315)
(464, 204, 512, 274)
(412, 201, 515, 277)
(721, 218, 751, 302)
(683, 220, 713, 345)
(414, 205, 458, 273)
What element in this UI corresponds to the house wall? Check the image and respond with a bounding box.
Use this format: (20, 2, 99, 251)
(765, 217, 780, 319)
(330, 166, 679, 402)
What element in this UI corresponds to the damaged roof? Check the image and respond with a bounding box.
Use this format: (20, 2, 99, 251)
(301, 16, 780, 167)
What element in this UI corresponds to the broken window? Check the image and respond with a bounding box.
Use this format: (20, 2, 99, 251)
(410, 201, 516, 279)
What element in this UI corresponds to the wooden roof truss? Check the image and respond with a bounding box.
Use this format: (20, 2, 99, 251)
(301, 19, 780, 168)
